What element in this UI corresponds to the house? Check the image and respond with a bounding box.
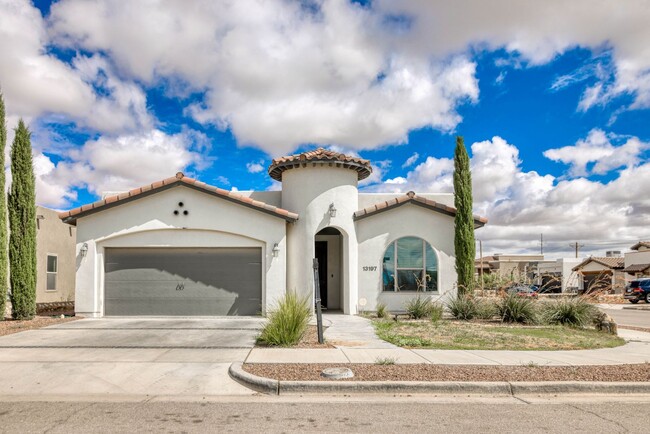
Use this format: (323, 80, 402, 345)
(572, 254, 626, 294)
(534, 258, 582, 293)
(35, 206, 76, 310)
(58, 148, 487, 317)
(475, 254, 545, 281)
(623, 241, 650, 278)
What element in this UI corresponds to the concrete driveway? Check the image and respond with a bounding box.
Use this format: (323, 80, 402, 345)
(0, 317, 265, 398)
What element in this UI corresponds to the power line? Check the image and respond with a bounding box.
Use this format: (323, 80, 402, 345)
(568, 242, 585, 258)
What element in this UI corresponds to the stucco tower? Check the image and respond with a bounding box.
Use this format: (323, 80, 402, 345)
(268, 148, 372, 314)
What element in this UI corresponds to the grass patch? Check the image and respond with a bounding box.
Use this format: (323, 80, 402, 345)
(372, 319, 625, 351)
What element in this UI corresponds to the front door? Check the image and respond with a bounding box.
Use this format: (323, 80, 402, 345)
(315, 241, 328, 308)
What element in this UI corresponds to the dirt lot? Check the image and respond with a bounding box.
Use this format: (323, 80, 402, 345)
(244, 362, 650, 382)
(0, 316, 79, 337)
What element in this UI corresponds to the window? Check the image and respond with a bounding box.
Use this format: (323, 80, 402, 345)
(382, 237, 438, 292)
(46, 255, 57, 291)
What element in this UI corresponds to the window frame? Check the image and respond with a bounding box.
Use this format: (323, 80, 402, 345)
(382, 237, 439, 293)
(46, 253, 58, 291)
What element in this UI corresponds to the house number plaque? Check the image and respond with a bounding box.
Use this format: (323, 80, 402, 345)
(362, 266, 377, 271)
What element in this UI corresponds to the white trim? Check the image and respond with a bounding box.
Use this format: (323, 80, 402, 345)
(45, 253, 58, 291)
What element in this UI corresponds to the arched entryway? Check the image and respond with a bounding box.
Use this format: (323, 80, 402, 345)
(315, 227, 343, 311)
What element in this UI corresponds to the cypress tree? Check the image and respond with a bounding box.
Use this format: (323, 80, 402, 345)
(8, 120, 37, 320)
(0, 94, 7, 319)
(453, 136, 476, 295)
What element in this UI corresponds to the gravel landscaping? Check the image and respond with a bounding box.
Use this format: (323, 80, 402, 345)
(0, 316, 79, 337)
(243, 362, 650, 382)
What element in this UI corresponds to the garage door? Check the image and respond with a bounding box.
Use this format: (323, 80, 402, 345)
(104, 247, 262, 316)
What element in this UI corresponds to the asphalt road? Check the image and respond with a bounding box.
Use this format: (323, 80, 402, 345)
(602, 307, 650, 328)
(0, 397, 647, 433)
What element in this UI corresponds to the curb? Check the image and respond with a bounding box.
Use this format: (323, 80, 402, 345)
(229, 363, 650, 396)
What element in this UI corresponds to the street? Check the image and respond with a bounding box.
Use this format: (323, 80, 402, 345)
(602, 307, 650, 329)
(0, 396, 647, 433)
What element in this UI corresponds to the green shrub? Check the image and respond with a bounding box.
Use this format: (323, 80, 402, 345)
(497, 293, 537, 324)
(543, 297, 597, 327)
(405, 296, 434, 319)
(447, 294, 478, 320)
(475, 298, 497, 320)
(375, 356, 397, 365)
(430, 302, 444, 323)
(376, 303, 389, 319)
(258, 292, 311, 346)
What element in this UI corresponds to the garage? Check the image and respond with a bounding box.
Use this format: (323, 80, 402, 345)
(104, 247, 262, 316)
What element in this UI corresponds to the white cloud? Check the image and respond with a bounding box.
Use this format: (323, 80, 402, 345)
(37, 129, 208, 207)
(369, 133, 650, 258)
(215, 176, 230, 186)
(402, 152, 419, 168)
(543, 129, 648, 177)
(246, 160, 265, 174)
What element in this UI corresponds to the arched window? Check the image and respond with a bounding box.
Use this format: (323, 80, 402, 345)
(382, 237, 438, 292)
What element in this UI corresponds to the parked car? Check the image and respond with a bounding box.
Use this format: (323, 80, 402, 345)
(624, 278, 650, 304)
(506, 285, 539, 298)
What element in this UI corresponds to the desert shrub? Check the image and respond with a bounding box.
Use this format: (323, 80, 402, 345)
(375, 356, 397, 365)
(405, 296, 434, 319)
(543, 297, 597, 327)
(497, 293, 538, 324)
(447, 295, 478, 320)
(430, 302, 444, 323)
(475, 298, 497, 320)
(258, 292, 310, 346)
(376, 303, 389, 319)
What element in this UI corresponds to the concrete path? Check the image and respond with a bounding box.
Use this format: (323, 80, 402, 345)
(321, 313, 397, 349)
(0, 317, 265, 397)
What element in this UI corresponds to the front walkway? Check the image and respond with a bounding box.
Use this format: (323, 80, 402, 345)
(245, 315, 650, 366)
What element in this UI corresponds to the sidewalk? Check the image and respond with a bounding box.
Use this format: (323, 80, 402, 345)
(245, 314, 650, 367)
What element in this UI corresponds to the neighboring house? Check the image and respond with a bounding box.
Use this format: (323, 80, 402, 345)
(572, 254, 626, 294)
(534, 258, 582, 293)
(36, 206, 76, 305)
(623, 241, 650, 278)
(58, 148, 487, 317)
(475, 254, 545, 281)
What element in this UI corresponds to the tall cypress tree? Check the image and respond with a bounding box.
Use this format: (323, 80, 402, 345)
(8, 120, 37, 320)
(0, 94, 7, 319)
(453, 136, 476, 295)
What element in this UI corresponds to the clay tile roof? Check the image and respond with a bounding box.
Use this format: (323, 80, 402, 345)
(58, 172, 299, 224)
(268, 147, 373, 181)
(573, 256, 625, 271)
(630, 241, 650, 251)
(353, 191, 488, 227)
(623, 263, 650, 273)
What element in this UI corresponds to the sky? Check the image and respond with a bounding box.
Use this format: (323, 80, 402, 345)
(1, 0, 649, 259)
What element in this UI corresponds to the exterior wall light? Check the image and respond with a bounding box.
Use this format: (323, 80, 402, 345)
(328, 203, 337, 218)
(272, 243, 280, 258)
(80, 243, 89, 258)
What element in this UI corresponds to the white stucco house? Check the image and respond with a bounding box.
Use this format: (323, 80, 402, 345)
(59, 148, 487, 317)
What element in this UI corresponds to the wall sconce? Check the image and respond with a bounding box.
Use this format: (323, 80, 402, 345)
(272, 243, 280, 258)
(328, 203, 337, 218)
(80, 243, 89, 258)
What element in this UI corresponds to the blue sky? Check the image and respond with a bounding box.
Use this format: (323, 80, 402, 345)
(2, 0, 650, 257)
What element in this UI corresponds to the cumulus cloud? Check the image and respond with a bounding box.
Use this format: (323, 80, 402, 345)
(369, 134, 650, 257)
(543, 129, 648, 177)
(246, 161, 265, 174)
(36, 129, 208, 207)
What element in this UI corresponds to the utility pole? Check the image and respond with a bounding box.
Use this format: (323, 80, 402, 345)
(569, 242, 584, 258)
(540, 233, 544, 255)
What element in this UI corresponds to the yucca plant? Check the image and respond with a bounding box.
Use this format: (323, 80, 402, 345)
(543, 297, 596, 327)
(405, 296, 433, 319)
(497, 293, 537, 324)
(376, 303, 389, 319)
(258, 292, 311, 346)
(475, 298, 497, 320)
(447, 294, 478, 320)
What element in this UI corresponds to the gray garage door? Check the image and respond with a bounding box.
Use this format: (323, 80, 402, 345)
(104, 247, 262, 316)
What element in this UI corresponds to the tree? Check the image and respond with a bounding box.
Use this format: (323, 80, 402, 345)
(8, 120, 36, 320)
(0, 94, 7, 319)
(453, 136, 476, 295)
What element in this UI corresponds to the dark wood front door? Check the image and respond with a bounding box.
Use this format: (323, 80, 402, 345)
(315, 241, 328, 308)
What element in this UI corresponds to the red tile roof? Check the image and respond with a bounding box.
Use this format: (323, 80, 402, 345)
(630, 241, 650, 251)
(58, 172, 299, 224)
(353, 191, 488, 227)
(623, 263, 650, 273)
(572, 256, 625, 271)
(268, 147, 372, 181)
